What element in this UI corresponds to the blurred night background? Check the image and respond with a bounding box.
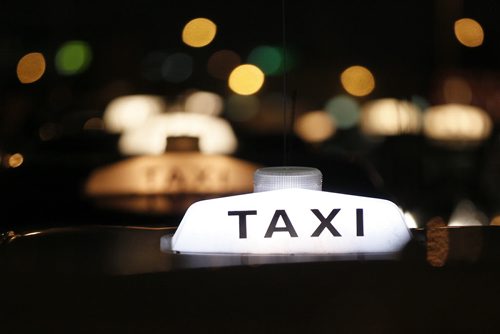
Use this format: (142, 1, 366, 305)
(2, 0, 500, 231)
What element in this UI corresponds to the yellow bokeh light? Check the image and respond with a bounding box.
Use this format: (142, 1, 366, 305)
(228, 64, 265, 95)
(294, 111, 336, 143)
(340, 65, 375, 97)
(17, 52, 46, 84)
(8, 153, 24, 168)
(182, 18, 217, 48)
(454, 18, 484, 47)
(490, 215, 500, 226)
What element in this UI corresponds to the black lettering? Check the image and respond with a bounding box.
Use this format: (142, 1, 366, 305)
(264, 210, 298, 238)
(168, 167, 186, 188)
(311, 209, 341, 237)
(228, 211, 257, 238)
(196, 168, 207, 183)
(356, 208, 364, 236)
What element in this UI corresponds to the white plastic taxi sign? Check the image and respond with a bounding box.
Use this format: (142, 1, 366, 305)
(162, 188, 411, 255)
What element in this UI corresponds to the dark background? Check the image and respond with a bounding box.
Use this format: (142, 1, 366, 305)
(2, 0, 500, 230)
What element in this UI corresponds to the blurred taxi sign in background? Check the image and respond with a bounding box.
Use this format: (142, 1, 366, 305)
(85, 93, 260, 215)
(85, 151, 259, 215)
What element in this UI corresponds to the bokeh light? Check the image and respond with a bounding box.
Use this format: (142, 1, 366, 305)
(119, 112, 237, 155)
(55, 40, 92, 75)
(454, 18, 484, 47)
(248, 45, 282, 75)
(207, 49, 241, 80)
(224, 94, 260, 122)
(324, 94, 360, 129)
(360, 98, 422, 136)
(403, 211, 418, 229)
(443, 76, 472, 105)
(294, 111, 336, 143)
(16, 52, 46, 84)
(103, 95, 167, 133)
(228, 64, 265, 95)
(448, 200, 487, 226)
(162, 52, 193, 83)
(39, 122, 61, 141)
(423, 104, 492, 142)
(8, 153, 24, 168)
(185, 91, 223, 116)
(490, 215, 500, 226)
(182, 18, 217, 48)
(340, 65, 375, 97)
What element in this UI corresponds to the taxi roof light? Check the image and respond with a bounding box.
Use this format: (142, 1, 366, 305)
(253, 166, 322, 192)
(161, 166, 412, 257)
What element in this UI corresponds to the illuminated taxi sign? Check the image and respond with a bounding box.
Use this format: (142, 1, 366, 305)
(163, 188, 411, 255)
(85, 153, 258, 196)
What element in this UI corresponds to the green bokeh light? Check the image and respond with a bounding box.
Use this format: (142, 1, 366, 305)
(248, 45, 298, 75)
(248, 46, 282, 75)
(325, 95, 360, 129)
(55, 40, 92, 75)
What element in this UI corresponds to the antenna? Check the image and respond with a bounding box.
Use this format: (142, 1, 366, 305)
(281, 0, 296, 166)
(282, 0, 289, 165)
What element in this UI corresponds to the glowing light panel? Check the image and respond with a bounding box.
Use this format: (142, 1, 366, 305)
(403, 212, 418, 229)
(86, 153, 258, 196)
(163, 188, 411, 255)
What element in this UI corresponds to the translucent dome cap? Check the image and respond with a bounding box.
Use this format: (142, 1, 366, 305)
(253, 166, 322, 192)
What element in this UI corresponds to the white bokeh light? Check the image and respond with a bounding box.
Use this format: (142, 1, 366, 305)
(184, 91, 223, 116)
(103, 95, 167, 133)
(119, 112, 238, 155)
(361, 98, 422, 136)
(423, 104, 492, 142)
